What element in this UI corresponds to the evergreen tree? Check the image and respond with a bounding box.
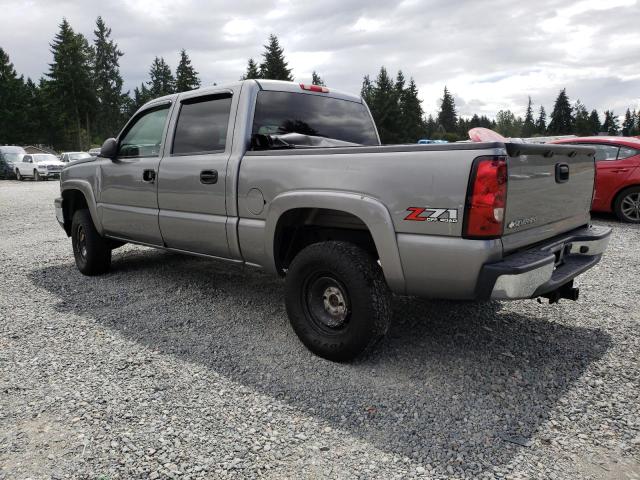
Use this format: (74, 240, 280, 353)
(46, 19, 95, 150)
(0, 47, 27, 144)
(573, 100, 591, 136)
(241, 58, 261, 80)
(495, 110, 521, 137)
(311, 71, 325, 86)
(425, 114, 436, 137)
(602, 110, 620, 135)
(437, 86, 457, 133)
(548, 89, 573, 134)
(631, 110, 640, 136)
(369, 67, 402, 144)
(522, 97, 535, 137)
(147, 57, 175, 98)
(175, 49, 200, 92)
(130, 83, 151, 114)
(535, 106, 547, 134)
(92, 16, 126, 141)
(622, 108, 634, 136)
(259, 34, 293, 81)
(399, 78, 425, 142)
(360, 74, 374, 106)
(588, 109, 601, 135)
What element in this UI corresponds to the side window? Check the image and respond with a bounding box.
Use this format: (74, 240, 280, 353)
(118, 106, 170, 158)
(592, 144, 619, 161)
(618, 147, 639, 160)
(24, 155, 32, 163)
(172, 94, 232, 155)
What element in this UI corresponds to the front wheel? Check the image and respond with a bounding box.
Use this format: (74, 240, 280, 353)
(71, 209, 112, 275)
(285, 241, 391, 362)
(614, 186, 640, 223)
(33, 170, 41, 181)
(15, 169, 22, 181)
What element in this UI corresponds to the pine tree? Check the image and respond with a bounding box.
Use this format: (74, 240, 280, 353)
(399, 78, 425, 143)
(602, 110, 620, 135)
(360, 75, 374, 106)
(548, 89, 573, 135)
(259, 34, 293, 81)
(535, 106, 547, 134)
(369, 67, 402, 144)
(129, 83, 151, 115)
(622, 108, 634, 136)
(147, 57, 175, 98)
(175, 49, 200, 92)
(437, 87, 457, 133)
(92, 16, 126, 141)
(588, 109, 601, 135)
(573, 100, 591, 136)
(241, 58, 261, 80)
(495, 110, 521, 137)
(522, 97, 535, 137)
(311, 71, 325, 86)
(0, 47, 27, 144)
(631, 110, 640, 136)
(46, 19, 95, 150)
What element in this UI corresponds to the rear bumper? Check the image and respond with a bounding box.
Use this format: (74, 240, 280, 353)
(477, 225, 611, 300)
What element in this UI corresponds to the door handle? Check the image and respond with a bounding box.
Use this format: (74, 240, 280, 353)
(200, 170, 218, 184)
(142, 169, 156, 183)
(611, 168, 630, 173)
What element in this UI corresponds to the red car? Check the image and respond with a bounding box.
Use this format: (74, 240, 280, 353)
(552, 136, 640, 223)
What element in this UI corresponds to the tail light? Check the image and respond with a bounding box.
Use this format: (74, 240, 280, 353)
(300, 83, 329, 93)
(463, 156, 507, 238)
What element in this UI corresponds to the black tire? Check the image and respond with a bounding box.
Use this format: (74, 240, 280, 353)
(15, 170, 22, 181)
(285, 241, 391, 361)
(33, 170, 41, 181)
(614, 186, 640, 223)
(71, 209, 112, 275)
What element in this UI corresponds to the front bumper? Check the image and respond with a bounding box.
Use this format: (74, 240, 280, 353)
(477, 225, 611, 300)
(54, 197, 64, 228)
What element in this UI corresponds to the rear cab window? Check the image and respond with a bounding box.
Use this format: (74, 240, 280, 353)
(251, 91, 379, 147)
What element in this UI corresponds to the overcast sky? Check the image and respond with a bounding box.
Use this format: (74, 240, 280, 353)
(1, 0, 639, 119)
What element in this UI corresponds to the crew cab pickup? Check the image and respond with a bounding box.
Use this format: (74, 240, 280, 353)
(54, 80, 611, 361)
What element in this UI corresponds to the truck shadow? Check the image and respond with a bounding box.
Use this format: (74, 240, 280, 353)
(30, 248, 610, 469)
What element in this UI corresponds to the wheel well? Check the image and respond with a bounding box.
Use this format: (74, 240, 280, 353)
(273, 208, 378, 274)
(61, 189, 89, 236)
(612, 184, 640, 211)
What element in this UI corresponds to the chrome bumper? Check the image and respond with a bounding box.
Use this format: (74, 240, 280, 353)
(477, 225, 611, 300)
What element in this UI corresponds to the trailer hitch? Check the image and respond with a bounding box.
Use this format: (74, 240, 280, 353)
(540, 280, 580, 304)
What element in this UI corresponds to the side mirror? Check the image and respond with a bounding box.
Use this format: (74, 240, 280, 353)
(99, 138, 118, 159)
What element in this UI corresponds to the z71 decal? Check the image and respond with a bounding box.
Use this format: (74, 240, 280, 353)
(404, 207, 458, 223)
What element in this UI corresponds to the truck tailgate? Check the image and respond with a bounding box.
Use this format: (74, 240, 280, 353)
(502, 143, 596, 253)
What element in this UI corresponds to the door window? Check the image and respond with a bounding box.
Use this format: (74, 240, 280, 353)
(591, 144, 619, 161)
(118, 106, 170, 158)
(618, 147, 639, 160)
(171, 94, 232, 155)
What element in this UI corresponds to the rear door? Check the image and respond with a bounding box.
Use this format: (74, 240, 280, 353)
(502, 143, 595, 252)
(19, 155, 32, 176)
(157, 90, 235, 258)
(99, 103, 172, 245)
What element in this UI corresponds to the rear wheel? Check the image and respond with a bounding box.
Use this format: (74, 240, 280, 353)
(614, 186, 640, 223)
(15, 169, 22, 181)
(71, 209, 112, 275)
(285, 241, 391, 361)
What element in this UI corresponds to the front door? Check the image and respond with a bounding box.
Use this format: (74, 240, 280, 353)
(99, 103, 172, 245)
(590, 144, 635, 207)
(157, 92, 234, 258)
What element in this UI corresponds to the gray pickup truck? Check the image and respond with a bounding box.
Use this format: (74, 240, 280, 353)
(55, 79, 611, 360)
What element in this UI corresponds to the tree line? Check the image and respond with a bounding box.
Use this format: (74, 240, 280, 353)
(1, 17, 639, 151)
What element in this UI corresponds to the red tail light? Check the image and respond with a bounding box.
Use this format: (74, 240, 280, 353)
(463, 156, 507, 238)
(300, 83, 329, 93)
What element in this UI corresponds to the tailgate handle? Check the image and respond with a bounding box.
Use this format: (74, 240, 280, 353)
(555, 163, 570, 183)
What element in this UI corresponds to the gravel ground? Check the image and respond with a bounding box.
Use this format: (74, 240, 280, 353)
(1, 180, 639, 480)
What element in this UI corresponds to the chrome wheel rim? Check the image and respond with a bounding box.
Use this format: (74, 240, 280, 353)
(621, 193, 640, 221)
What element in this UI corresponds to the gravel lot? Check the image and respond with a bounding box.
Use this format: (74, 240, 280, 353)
(1, 180, 639, 479)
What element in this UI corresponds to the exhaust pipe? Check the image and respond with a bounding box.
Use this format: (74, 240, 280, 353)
(541, 281, 580, 304)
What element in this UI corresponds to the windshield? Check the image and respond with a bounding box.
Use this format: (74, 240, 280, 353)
(69, 152, 91, 160)
(1, 153, 23, 162)
(33, 154, 58, 163)
(252, 91, 379, 146)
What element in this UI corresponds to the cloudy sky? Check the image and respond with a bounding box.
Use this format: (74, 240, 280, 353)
(1, 0, 639, 119)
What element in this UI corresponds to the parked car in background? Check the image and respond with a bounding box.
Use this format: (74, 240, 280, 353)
(60, 151, 92, 163)
(0, 146, 26, 179)
(14, 153, 64, 181)
(88, 147, 101, 157)
(552, 136, 640, 223)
